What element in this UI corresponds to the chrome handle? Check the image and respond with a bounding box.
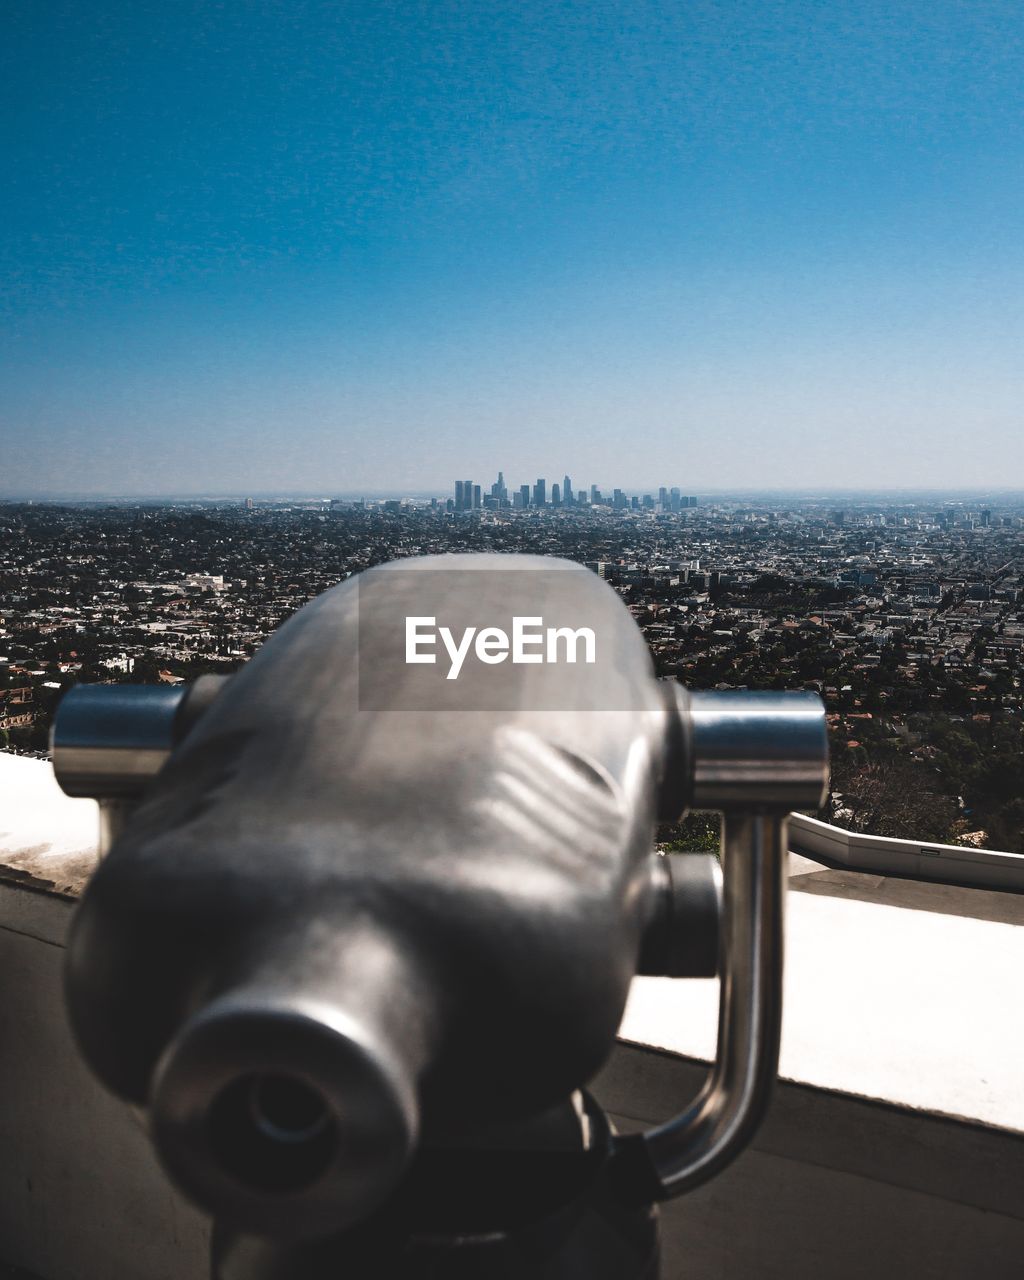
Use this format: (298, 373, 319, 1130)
(619, 689, 827, 1203)
(641, 810, 787, 1195)
(52, 676, 230, 853)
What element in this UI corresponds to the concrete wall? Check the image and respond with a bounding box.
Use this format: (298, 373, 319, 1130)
(593, 1045, 1024, 1280)
(2, 876, 1023, 1280)
(0, 884, 209, 1280)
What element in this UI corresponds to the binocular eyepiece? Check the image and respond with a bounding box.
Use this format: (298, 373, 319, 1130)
(55, 554, 828, 1248)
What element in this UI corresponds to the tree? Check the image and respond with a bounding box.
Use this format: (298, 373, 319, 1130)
(829, 755, 958, 844)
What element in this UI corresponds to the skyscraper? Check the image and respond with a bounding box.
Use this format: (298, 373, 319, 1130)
(533, 478, 546, 507)
(551, 482, 561, 507)
(455, 480, 465, 511)
(520, 483, 531, 508)
(562, 474, 573, 507)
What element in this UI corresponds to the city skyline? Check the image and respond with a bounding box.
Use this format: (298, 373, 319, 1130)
(4, 5, 1024, 496)
(7, 482, 1024, 504)
(451, 470, 698, 512)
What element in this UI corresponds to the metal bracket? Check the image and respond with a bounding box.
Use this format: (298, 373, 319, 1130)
(619, 689, 828, 1202)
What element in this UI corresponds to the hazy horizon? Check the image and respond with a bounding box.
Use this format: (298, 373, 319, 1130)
(4, 3, 1023, 495)
(5, 485, 1024, 506)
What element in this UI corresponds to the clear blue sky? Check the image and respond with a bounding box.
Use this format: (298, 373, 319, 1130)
(3, 1, 1022, 497)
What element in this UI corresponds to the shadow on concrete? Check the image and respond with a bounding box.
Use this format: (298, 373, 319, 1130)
(789, 861, 1024, 927)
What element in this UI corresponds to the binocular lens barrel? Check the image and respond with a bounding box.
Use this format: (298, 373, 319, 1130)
(147, 922, 440, 1239)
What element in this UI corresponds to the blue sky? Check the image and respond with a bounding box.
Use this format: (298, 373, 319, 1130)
(3, 2, 1023, 496)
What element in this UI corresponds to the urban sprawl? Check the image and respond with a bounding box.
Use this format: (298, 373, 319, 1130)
(3, 486, 1024, 851)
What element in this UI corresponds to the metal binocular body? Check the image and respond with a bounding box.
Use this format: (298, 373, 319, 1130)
(54, 554, 828, 1279)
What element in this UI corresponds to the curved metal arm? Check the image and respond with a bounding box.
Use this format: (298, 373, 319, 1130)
(639, 811, 786, 1196)
(648, 690, 826, 1194)
(616, 690, 826, 1206)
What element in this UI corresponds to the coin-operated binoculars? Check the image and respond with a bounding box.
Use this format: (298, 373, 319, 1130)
(54, 555, 827, 1280)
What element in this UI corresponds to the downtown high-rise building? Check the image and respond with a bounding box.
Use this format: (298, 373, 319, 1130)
(452, 470, 692, 515)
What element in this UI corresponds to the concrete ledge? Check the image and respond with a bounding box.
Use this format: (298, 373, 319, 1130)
(3, 755, 1024, 1278)
(3, 869, 1021, 1280)
(592, 1042, 1024, 1280)
(620, 878, 1024, 1133)
(0, 881, 210, 1280)
(790, 810, 1024, 893)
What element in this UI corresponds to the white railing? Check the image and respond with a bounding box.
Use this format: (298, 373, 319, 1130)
(789, 812, 1024, 894)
